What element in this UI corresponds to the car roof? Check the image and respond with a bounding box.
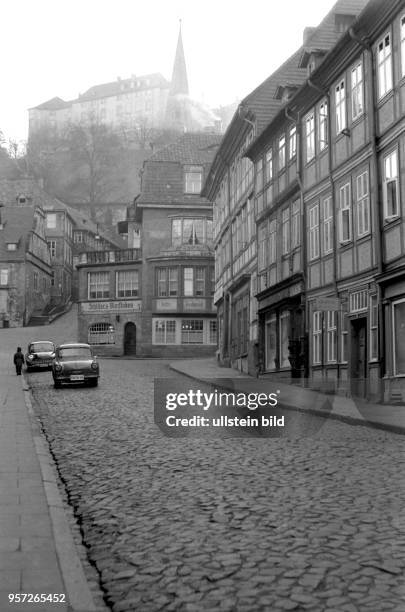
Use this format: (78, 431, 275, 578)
(29, 340, 55, 345)
(58, 343, 91, 348)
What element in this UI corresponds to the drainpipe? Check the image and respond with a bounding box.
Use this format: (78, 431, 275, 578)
(285, 106, 308, 380)
(307, 78, 338, 294)
(348, 27, 384, 400)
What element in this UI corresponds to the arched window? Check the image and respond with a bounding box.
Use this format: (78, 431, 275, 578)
(88, 322, 115, 345)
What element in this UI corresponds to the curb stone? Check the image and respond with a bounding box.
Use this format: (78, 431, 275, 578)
(22, 375, 103, 612)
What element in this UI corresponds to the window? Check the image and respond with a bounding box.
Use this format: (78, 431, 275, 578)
(291, 200, 300, 249)
(168, 268, 178, 296)
(88, 322, 115, 345)
(181, 320, 204, 344)
(281, 208, 290, 255)
(278, 135, 286, 171)
(88, 271, 109, 299)
(356, 171, 370, 237)
(47, 240, 56, 257)
(341, 310, 348, 363)
(351, 62, 364, 120)
(154, 320, 176, 344)
(326, 311, 337, 362)
(7, 243, 17, 251)
(265, 148, 273, 183)
(0, 269, 8, 285)
(313, 311, 322, 364)
(305, 112, 315, 162)
(269, 220, 277, 265)
(116, 270, 139, 297)
(195, 267, 205, 296)
(74, 232, 83, 243)
(335, 80, 346, 133)
(323, 197, 333, 255)
(184, 166, 203, 193)
(157, 268, 167, 297)
(265, 315, 277, 370)
(209, 320, 217, 344)
(256, 159, 263, 192)
(33, 272, 38, 290)
(258, 223, 267, 271)
(318, 100, 328, 151)
(370, 295, 378, 361)
(383, 150, 399, 219)
(393, 299, 405, 375)
(401, 16, 405, 78)
(339, 183, 352, 243)
(279, 311, 289, 368)
(289, 126, 297, 159)
(309, 204, 319, 260)
(184, 268, 194, 296)
(171, 218, 211, 246)
(46, 213, 57, 229)
(377, 34, 392, 98)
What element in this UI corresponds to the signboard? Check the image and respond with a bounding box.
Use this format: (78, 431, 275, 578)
(213, 286, 224, 304)
(81, 300, 141, 313)
(314, 297, 341, 311)
(156, 299, 178, 311)
(183, 298, 206, 311)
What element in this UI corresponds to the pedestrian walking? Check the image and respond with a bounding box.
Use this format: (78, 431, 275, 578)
(13, 347, 24, 375)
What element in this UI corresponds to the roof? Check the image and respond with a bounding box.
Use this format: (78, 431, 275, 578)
(169, 26, 189, 96)
(203, 0, 369, 197)
(0, 178, 68, 213)
(148, 133, 222, 164)
(0, 206, 36, 260)
(30, 97, 71, 111)
(136, 133, 221, 207)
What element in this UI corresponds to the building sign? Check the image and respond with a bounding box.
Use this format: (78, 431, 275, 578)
(156, 299, 178, 311)
(213, 286, 224, 304)
(314, 297, 341, 311)
(183, 298, 205, 311)
(81, 300, 141, 313)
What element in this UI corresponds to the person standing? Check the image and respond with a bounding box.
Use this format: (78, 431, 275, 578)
(13, 347, 24, 375)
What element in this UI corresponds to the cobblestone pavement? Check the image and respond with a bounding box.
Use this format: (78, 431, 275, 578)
(27, 358, 405, 612)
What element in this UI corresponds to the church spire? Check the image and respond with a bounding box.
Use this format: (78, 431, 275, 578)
(170, 20, 189, 96)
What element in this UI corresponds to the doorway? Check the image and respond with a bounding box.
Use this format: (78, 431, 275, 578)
(350, 318, 367, 397)
(124, 322, 137, 355)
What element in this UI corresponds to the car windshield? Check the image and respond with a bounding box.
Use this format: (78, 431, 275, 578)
(59, 347, 92, 359)
(29, 342, 54, 353)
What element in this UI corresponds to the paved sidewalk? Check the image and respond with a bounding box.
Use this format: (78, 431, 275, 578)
(0, 364, 98, 610)
(169, 357, 405, 435)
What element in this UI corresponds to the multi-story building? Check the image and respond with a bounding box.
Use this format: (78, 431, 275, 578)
(203, 0, 368, 375)
(0, 204, 52, 327)
(76, 247, 142, 356)
(29, 28, 220, 138)
(44, 204, 74, 307)
(218, 0, 404, 403)
(127, 132, 221, 357)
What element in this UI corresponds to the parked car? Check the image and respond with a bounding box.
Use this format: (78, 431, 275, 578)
(52, 343, 99, 388)
(25, 341, 56, 371)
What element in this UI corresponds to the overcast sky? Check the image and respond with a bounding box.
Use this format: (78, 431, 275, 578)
(1, 0, 337, 142)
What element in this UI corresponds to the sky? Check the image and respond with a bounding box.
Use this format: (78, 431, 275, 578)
(1, 0, 338, 142)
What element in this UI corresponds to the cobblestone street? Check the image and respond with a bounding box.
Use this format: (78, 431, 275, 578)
(27, 357, 405, 612)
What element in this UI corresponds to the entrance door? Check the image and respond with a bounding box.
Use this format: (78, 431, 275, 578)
(350, 318, 367, 397)
(124, 322, 137, 355)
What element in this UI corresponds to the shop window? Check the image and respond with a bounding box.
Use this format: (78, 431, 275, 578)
(181, 320, 204, 344)
(154, 320, 176, 344)
(393, 299, 405, 375)
(88, 322, 115, 344)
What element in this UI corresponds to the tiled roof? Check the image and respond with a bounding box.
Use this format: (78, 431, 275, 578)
(31, 97, 71, 111)
(0, 178, 66, 210)
(148, 133, 222, 164)
(0, 206, 35, 260)
(137, 133, 220, 207)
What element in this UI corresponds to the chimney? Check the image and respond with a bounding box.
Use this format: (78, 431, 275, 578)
(303, 26, 316, 45)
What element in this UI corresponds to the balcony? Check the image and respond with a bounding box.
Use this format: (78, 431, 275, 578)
(79, 248, 142, 265)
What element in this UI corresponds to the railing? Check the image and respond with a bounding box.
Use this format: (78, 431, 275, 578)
(79, 248, 142, 265)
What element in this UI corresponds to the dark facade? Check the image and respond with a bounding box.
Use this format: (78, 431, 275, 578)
(128, 132, 221, 357)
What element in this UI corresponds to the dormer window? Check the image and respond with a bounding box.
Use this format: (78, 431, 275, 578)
(46, 213, 57, 229)
(7, 243, 17, 251)
(335, 13, 356, 33)
(17, 195, 26, 204)
(184, 166, 203, 194)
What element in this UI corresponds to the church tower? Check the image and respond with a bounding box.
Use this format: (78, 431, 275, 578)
(169, 22, 189, 96)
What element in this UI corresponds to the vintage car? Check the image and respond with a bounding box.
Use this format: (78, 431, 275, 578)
(25, 341, 56, 371)
(52, 343, 99, 388)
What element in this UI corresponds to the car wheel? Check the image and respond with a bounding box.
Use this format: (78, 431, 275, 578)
(54, 380, 61, 389)
(89, 378, 98, 387)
